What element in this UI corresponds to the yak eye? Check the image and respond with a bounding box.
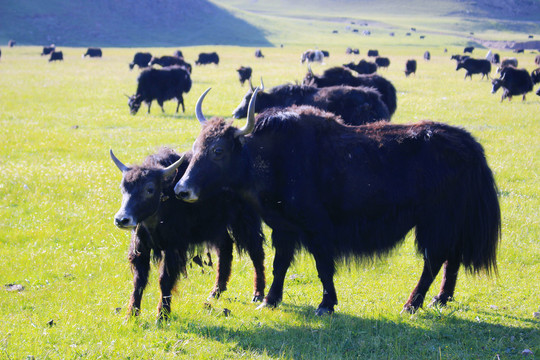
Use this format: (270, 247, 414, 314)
(146, 185, 155, 195)
(213, 147, 224, 156)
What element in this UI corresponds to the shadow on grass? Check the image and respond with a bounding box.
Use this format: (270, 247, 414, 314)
(173, 303, 539, 359)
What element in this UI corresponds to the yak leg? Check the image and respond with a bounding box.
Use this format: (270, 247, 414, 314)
(176, 96, 185, 113)
(208, 233, 234, 299)
(146, 101, 152, 114)
(402, 250, 445, 313)
(157, 250, 183, 321)
(127, 231, 151, 317)
(430, 257, 460, 307)
(259, 230, 296, 308)
(157, 100, 165, 113)
(310, 245, 337, 315)
(246, 236, 266, 302)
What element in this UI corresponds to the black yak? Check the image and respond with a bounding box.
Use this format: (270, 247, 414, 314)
(405, 59, 417, 77)
(83, 48, 102, 58)
(451, 54, 469, 63)
(111, 148, 265, 320)
(130, 52, 152, 70)
(346, 48, 360, 55)
(41, 45, 55, 56)
(8, 40, 15, 47)
(491, 67, 534, 102)
(232, 82, 390, 125)
(456, 58, 491, 80)
(375, 57, 390, 69)
(49, 51, 63, 62)
(149, 55, 192, 73)
(321, 50, 330, 57)
(463, 46, 474, 53)
(531, 68, 540, 85)
(303, 66, 397, 117)
(367, 49, 379, 57)
(535, 55, 540, 66)
(127, 66, 191, 114)
(236, 66, 252, 86)
(344, 59, 378, 74)
(173, 50, 183, 58)
(497, 58, 518, 73)
(195, 52, 219, 65)
(174, 88, 501, 316)
(424, 51, 431, 61)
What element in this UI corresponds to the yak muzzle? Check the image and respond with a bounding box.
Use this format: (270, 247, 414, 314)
(174, 181, 199, 203)
(114, 213, 136, 229)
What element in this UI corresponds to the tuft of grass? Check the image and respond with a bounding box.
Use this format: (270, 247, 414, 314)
(0, 40, 538, 359)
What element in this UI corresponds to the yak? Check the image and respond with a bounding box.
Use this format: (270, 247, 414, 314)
(130, 52, 152, 70)
(405, 59, 417, 77)
(367, 49, 379, 57)
(127, 66, 191, 115)
(83, 48, 102, 58)
(49, 51, 63, 62)
(254, 49, 264, 58)
(195, 52, 219, 65)
(303, 66, 397, 117)
(531, 68, 540, 85)
(110, 148, 265, 320)
(8, 40, 15, 47)
(346, 48, 360, 55)
(301, 50, 324, 63)
(149, 55, 192, 73)
(463, 46, 474, 53)
(497, 58, 518, 73)
(456, 58, 491, 80)
(375, 57, 390, 69)
(173, 88, 501, 316)
(232, 82, 390, 125)
(451, 54, 469, 63)
(236, 66, 252, 86)
(424, 51, 431, 61)
(41, 45, 55, 56)
(173, 50, 183, 58)
(491, 67, 534, 102)
(343, 59, 377, 74)
(535, 55, 540, 66)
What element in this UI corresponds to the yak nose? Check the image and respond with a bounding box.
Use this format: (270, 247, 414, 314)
(174, 181, 199, 203)
(114, 214, 136, 229)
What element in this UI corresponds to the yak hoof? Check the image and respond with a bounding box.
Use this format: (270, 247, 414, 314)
(401, 304, 419, 314)
(256, 300, 276, 310)
(207, 291, 221, 301)
(315, 306, 334, 316)
(428, 295, 452, 308)
(252, 294, 264, 303)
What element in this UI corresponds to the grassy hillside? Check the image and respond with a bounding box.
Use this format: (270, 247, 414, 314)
(1, 0, 539, 47)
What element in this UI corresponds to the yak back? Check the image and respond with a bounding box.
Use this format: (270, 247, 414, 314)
(136, 66, 192, 100)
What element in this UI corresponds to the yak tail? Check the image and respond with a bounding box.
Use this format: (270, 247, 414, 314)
(460, 157, 501, 275)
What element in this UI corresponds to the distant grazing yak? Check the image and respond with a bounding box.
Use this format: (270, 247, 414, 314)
(232, 83, 390, 125)
(451, 54, 470, 63)
(456, 58, 491, 80)
(173, 50, 183, 58)
(321, 50, 330, 57)
(405, 59, 417, 77)
(463, 46, 474, 54)
(346, 47, 360, 55)
(375, 57, 390, 69)
(236, 66, 252, 86)
(491, 67, 534, 102)
(301, 50, 324, 63)
(8, 40, 15, 47)
(110, 148, 265, 320)
(83, 48, 102, 58)
(195, 52, 219, 65)
(497, 58, 518, 73)
(41, 45, 55, 56)
(303, 66, 397, 117)
(367, 49, 379, 57)
(254, 49, 264, 58)
(127, 66, 191, 115)
(174, 88, 501, 316)
(343, 59, 377, 74)
(129, 52, 152, 70)
(149, 55, 192, 73)
(424, 51, 431, 61)
(531, 68, 540, 85)
(535, 55, 540, 66)
(49, 51, 63, 62)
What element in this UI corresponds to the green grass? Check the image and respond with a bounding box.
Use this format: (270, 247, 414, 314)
(0, 41, 539, 359)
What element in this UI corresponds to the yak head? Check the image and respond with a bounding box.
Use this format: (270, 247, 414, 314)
(232, 78, 265, 119)
(175, 86, 260, 203)
(127, 94, 142, 115)
(110, 150, 185, 229)
(491, 79, 503, 94)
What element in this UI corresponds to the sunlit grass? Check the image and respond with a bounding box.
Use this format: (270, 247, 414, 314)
(0, 42, 538, 359)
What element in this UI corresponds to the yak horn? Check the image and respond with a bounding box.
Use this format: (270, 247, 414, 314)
(248, 78, 255, 92)
(260, 77, 264, 91)
(124, 93, 131, 99)
(110, 149, 129, 173)
(308, 63, 313, 75)
(195, 87, 212, 125)
(235, 87, 260, 137)
(162, 154, 185, 179)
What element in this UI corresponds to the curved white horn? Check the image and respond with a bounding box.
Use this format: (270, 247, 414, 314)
(162, 154, 186, 179)
(235, 87, 260, 137)
(196, 88, 212, 125)
(110, 149, 129, 173)
(260, 77, 264, 91)
(308, 64, 313, 75)
(248, 78, 255, 92)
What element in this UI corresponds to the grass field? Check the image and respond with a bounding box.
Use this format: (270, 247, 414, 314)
(0, 37, 539, 359)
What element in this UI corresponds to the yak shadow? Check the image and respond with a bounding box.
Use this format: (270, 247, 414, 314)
(170, 303, 538, 359)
